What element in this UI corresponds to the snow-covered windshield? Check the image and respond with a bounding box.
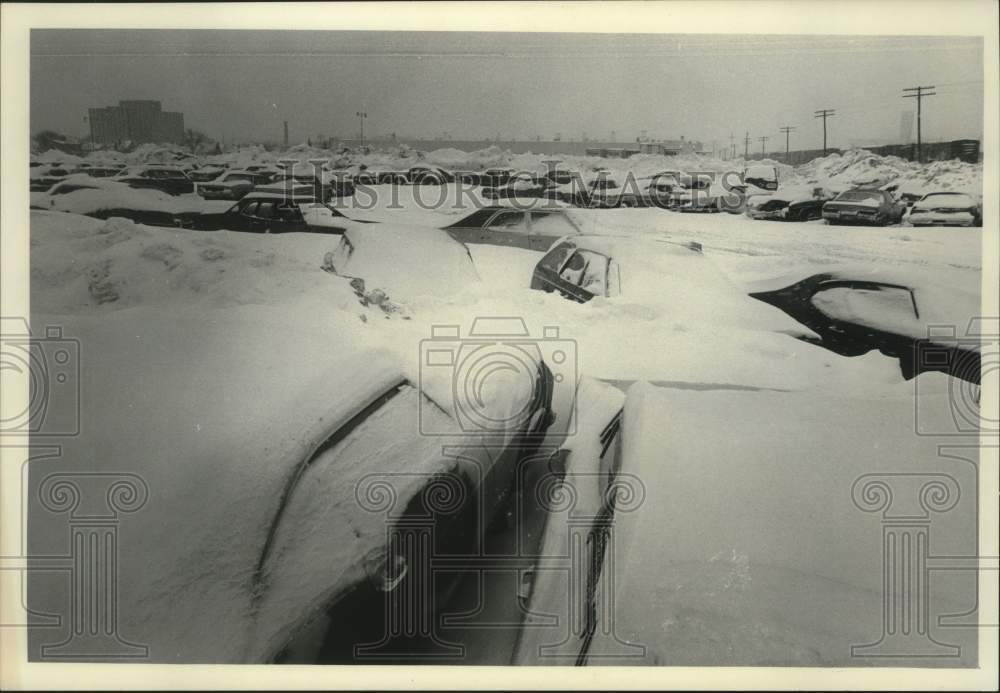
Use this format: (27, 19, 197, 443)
(810, 285, 920, 335)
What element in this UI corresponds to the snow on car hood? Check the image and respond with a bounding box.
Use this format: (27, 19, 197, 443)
(596, 380, 978, 666)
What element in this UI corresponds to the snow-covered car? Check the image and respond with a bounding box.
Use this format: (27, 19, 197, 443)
(173, 192, 355, 234)
(907, 192, 982, 228)
(822, 188, 906, 226)
(77, 163, 125, 178)
(29, 165, 77, 192)
(196, 170, 262, 200)
(513, 378, 977, 666)
(114, 165, 195, 196)
(407, 166, 454, 184)
(442, 205, 583, 252)
(544, 174, 623, 208)
(268, 167, 355, 200)
(749, 269, 982, 383)
(528, 234, 799, 335)
(321, 223, 481, 299)
(188, 165, 229, 182)
(613, 173, 680, 208)
(30, 174, 223, 227)
(27, 314, 560, 663)
(482, 172, 552, 201)
(745, 185, 833, 221)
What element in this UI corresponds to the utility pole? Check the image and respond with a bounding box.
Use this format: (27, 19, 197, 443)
(283, 121, 289, 147)
(814, 109, 835, 155)
(902, 86, 936, 162)
(758, 135, 769, 158)
(729, 132, 735, 159)
(779, 125, 796, 162)
(744, 131, 751, 159)
(356, 111, 367, 148)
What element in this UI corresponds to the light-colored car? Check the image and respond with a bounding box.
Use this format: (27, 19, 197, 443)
(907, 192, 982, 227)
(196, 170, 260, 200)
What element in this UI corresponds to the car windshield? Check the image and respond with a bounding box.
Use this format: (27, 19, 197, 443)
(837, 191, 883, 204)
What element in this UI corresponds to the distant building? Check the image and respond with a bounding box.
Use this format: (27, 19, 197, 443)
(638, 139, 703, 156)
(87, 100, 185, 145)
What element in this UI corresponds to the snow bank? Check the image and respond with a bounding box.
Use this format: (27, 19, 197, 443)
(30, 211, 363, 314)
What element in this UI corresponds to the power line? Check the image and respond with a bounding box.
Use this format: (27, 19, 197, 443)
(903, 85, 936, 162)
(814, 109, 836, 154)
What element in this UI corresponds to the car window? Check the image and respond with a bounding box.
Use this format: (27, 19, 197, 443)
(276, 205, 304, 223)
(530, 212, 579, 236)
(558, 249, 610, 295)
(450, 209, 498, 228)
(837, 191, 884, 205)
(487, 210, 528, 231)
(255, 201, 277, 219)
(810, 285, 920, 334)
(578, 251, 610, 295)
(538, 242, 575, 272)
(240, 201, 259, 217)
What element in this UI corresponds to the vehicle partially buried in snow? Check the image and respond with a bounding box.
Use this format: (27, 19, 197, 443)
(749, 269, 983, 384)
(441, 205, 583, 252)
(822, 187, 906, 226)
(27, 316, 563, 663)
(513, 378, 978, 666)
(322, 223, 482, 300)
(173, 192, 356, 234)
(907, 192, 982, 228)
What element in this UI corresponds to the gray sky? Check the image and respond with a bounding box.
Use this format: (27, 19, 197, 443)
(31, 30, 984, 149)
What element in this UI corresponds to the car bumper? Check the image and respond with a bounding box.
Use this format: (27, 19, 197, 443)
(909, 214, 977, 227)
(823, 211, 883, 224)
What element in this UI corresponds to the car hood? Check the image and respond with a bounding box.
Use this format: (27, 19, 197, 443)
(25, 307, 431, 662)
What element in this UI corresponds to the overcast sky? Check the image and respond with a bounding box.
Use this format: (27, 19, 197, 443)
(30, 30, 984, 150)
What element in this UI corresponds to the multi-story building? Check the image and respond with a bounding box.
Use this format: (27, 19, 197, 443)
(87, 100, 185, 145)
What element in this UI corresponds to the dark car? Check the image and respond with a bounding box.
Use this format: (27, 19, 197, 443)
(188, 166, 229, 183)
(749, 271, 981, 384)
(442, 206, 582, 252)
(745, 186, 834, 221)
(407, 166, 454, 185)
(172, 192, 355, 234)
(114, 165, 195, 196)
(822, 188, 906, 226)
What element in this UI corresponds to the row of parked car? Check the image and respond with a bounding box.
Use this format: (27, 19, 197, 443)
(31, 156, 982, 227)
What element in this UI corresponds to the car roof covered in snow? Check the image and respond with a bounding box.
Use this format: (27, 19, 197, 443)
(333, 222, 481, 298)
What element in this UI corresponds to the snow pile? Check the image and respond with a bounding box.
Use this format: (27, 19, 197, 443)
(30, 211, 364, 314)
(787, 148, 982, 198)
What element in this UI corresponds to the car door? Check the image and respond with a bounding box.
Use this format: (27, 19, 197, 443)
(231, 200, 263, 232)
